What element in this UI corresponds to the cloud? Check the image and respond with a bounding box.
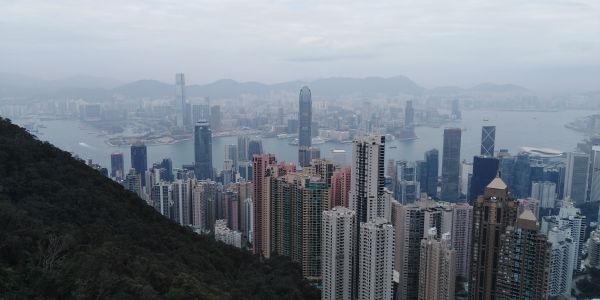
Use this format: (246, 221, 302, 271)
(0, 0, 599, 90)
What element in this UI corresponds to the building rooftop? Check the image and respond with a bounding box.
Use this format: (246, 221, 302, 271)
(486, 177, 507, 190)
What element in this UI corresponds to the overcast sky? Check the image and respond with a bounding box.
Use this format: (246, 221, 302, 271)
(1, 0, 599, 91)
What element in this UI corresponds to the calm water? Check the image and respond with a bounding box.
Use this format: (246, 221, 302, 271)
(23, 110, 593, 171)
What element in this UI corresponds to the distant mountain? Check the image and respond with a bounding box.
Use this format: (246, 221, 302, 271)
(113, 80, 174, 98)
(0, 73, 537, 100)
(47, 75, 123, 89)
(469, 83, 530, 93)
(0, 118, 319, 299)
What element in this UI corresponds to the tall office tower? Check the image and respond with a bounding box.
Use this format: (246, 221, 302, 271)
(450, 202, 472, 278)
(247, 138, 264, 159)
(321, 207, 356, 300)
(404, 100, 414, 127)
(496, 210, 551, 300)
(469, 177, 519, 299)
(547, 227, 574, 298)
(590, 145, 600, 202)
(358, 218, 395, 300)
(153, 158, 173, 182)
(252, 154, 277, 257)
(243, 198, 254, 245)
(238, 161, 253, 181)
(441, 128, 462, 202)
(543, 204, 588, 272)
(151, 182, 171, 218)
(460, 161, 473, 198)
(298, 86, 312, 165)
(172, 179, 191, 225)
(330, 167, 351, 208)
(123, 168, 142, 197)
(299, 146, 321, 167)
(210, 105, 222, 132)
(222, 159, 235, 185)
(468, 156, 499, 203)
(349, 135, 387, 223)
(588, 231, 600, 269)
(480, 126, 496, 157)
(175, 73, 186, 128)
(564, 152, 589, 204)
(518, 197, 540, 219)
(224, 144, 238, 171)
(331, 149, 347, 166)
(110, 152, 124, 180)
(130, 141, 148, 186)
(425, 149, 439, 198)
(387, 159, 396, 178)
(391, 199, 450, 300)
(418, 229, 456, 300)
(498, 153, 515, 189)
(451, 99, 461, 120)
(512, 153, 531, 198)
(531, 181, 557, 210)
(416, 160, 428, 194)
(394, 161, 420, 204)
(237, 135, 250, 161)
(194, 121, 213, 180)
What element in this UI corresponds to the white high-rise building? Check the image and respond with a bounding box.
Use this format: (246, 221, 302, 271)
(151, 182, 171, 218)
(460, 161, 473, 197)
(321, 207, 356, 300)
(588, 231, 600, 269)
(214, 219, 242, 248)
(547, 226, 574, 298)
(349, 135, 387, 223)
(531, 181, 557, 209)
(590, 146, 600, 202)
(418, 229, 456, 300)
(450, 202, 472, 278)
(172, 179, 191, 225)
(542, 203, 587, 272)
(358, 218, 394, 300)
(243, 198, 253, 244)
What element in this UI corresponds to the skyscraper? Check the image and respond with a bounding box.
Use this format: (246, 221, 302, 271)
(123, 168, 142, 197)
(496, 210, 550, 300)
(425, 149, 439, 199)
(358, 218, 395, 300)
(237, 135, 250, 161)
(441, 128, 461, 202)
(194, 121, 213, 180)
(531, 181, 557, 210)
(299, 146, 320, 168)
(210, 105, 222, 132)
(298, 86, 312, 166)
(418, 229, 456, 300)
(175, 73, 188, 128)
(110, 151, 124, 180)
(450, 202, 472, 279)
(225, 144, 238, 171)
(330, 167, 351, 208)
(564, 152, 589, 204)
(247, 138, 263, 159)
(480, 126, 496, 157)
(130, 141, 148, 186)
(468, 156, 499, 203)
(547, 226, 574, 298)
(392, 199, 450, 300)
(469, 176, 519, 299)
(349, 135, 387, 223)
(404, 100, 414, 127)
(321, 207, 356, 300)
(590, 145, 600, 202)
(394, 161, 420, 204)
(252, 154, 277, 257)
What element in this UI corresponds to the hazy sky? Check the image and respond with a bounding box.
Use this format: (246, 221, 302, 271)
(1, 0, 599, 90)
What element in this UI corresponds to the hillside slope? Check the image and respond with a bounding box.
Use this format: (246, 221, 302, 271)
(0, 118, 319, 299)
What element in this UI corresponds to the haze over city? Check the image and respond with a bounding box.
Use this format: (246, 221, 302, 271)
(2, 1, 600, 299)
(2, 0, 600, 91)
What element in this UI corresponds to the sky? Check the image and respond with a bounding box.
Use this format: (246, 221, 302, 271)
(1, 0, 599, 91)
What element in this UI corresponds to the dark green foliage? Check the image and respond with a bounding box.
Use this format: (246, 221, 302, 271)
(574, 268, 600, 299)
(0, 118, 319, 299)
